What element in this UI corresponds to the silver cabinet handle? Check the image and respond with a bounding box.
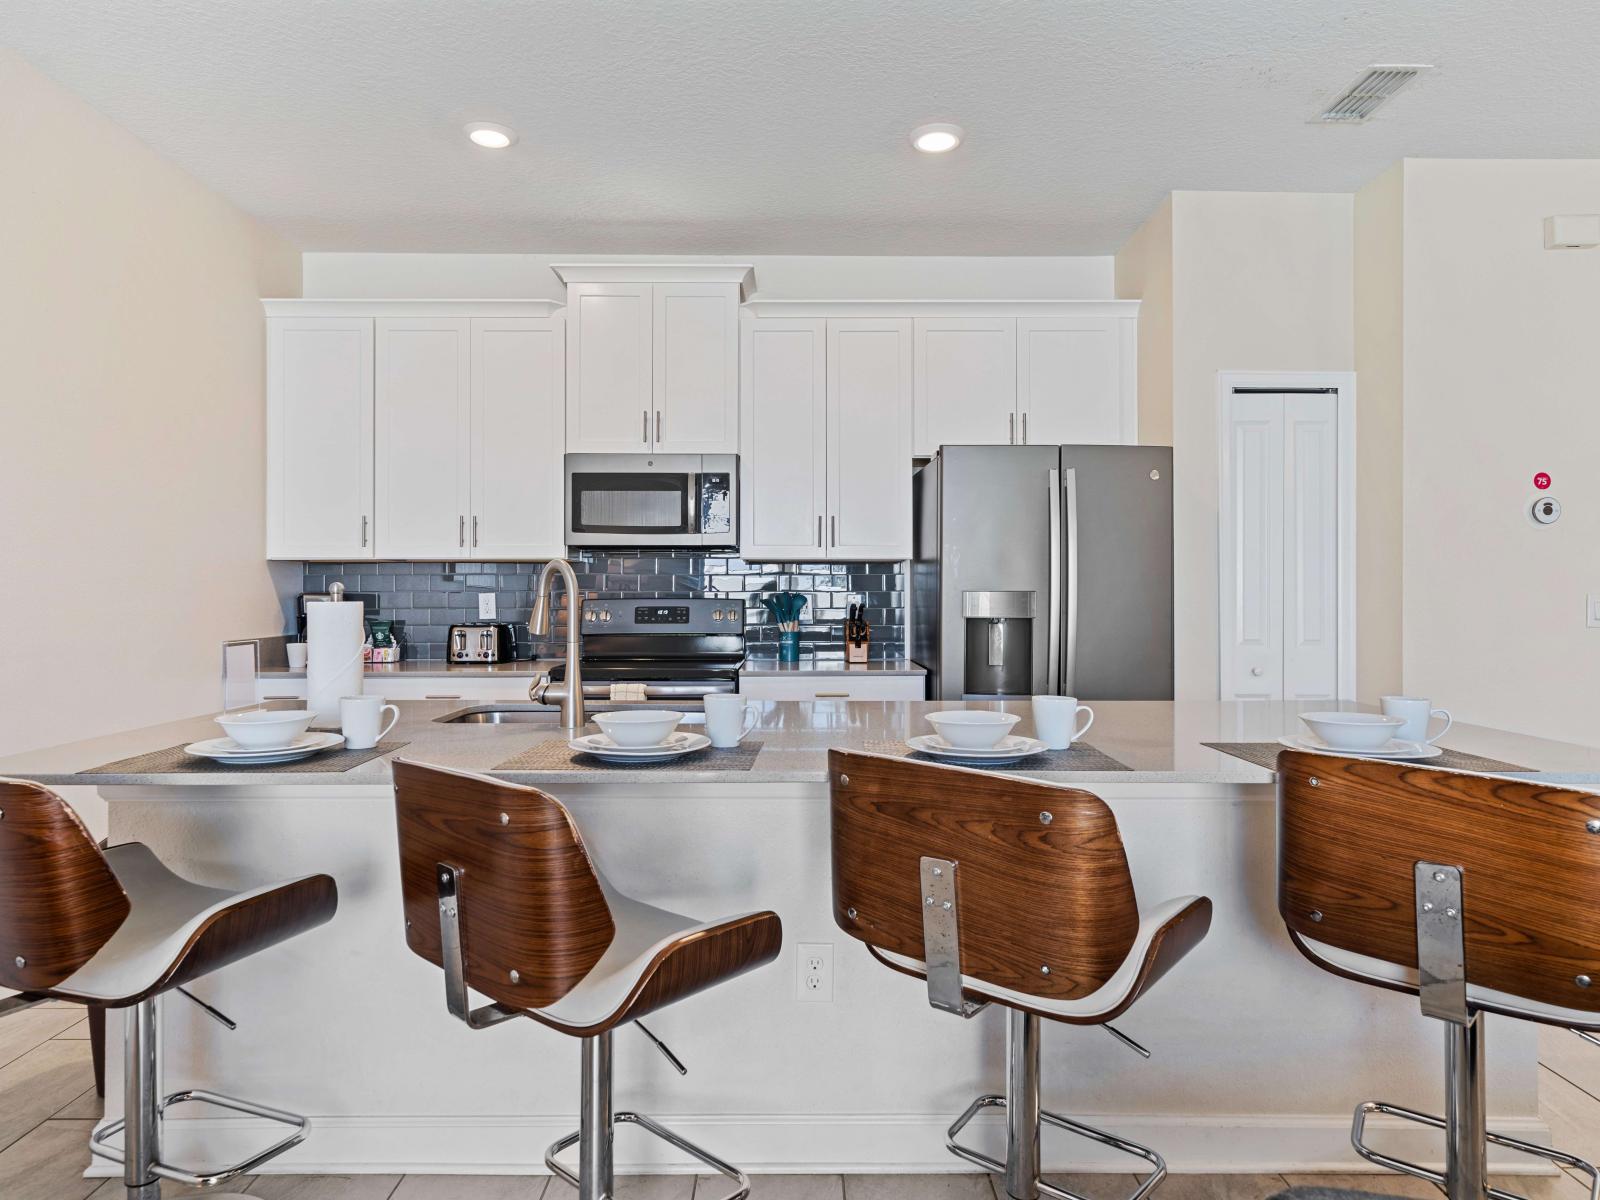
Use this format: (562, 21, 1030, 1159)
(472, 515, 479, 547)
(1022, 412, 1028, 444)
(830, 515, 837, 548)
(1009, 413, 1015, 444)
(656, 410, 662, 443)
(815, 691, 850, 699)
(1063, 466, 1079, 696)
(458, 515, 466, 548)
(361, 515, 368, 547)
(817, 515, 823, 547)
(1047, 467, 1061, 693)
(642, 409, 649, 443)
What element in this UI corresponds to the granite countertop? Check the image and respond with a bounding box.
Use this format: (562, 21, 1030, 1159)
(738, 658, 925, 676)
(261, 660, 555, 679)
(4, 701, 1598, 791)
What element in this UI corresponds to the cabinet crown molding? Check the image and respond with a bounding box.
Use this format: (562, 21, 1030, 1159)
(740, 298, 1140, 318)
(261, 299, 564, 318)
(550, 263, 756, 298)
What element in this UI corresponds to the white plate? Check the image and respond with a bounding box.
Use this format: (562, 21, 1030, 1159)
(1278, 735, 1442, 761)
(571, 732, 711, 764)
(907, 734, 1047, 764)
(184, 731, 345, 764)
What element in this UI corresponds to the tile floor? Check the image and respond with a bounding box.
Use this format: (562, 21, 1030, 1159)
(5, 1003, 1598, 1199)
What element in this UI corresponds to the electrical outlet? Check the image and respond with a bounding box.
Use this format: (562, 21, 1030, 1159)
(478, 592, 497, 620)
(796, 942, 833, 1003)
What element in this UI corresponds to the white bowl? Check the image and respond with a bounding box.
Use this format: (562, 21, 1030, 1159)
(593, 709, 685, 749)
(1300, 710, 1406, 751)
(215, 708, 316, 750)
(925, 710, 1023, 750)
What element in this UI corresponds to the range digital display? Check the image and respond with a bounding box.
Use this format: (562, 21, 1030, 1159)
(634, 605, 691, 625)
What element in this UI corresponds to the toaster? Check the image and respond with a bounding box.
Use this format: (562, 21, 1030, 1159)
(448, 622, 517, 663)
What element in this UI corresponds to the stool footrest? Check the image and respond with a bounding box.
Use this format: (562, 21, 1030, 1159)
(90, 1088, 310, 1187)
(947, 1093, 1167, 1200)
(1353, 1099, 1600, 1200)
(545, 1109, 750, 1200)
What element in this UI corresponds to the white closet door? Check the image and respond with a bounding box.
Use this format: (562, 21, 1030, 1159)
(1219, 393, 1284, 701)
(374, 317, 471, 559)
(1282, 392, 1340, 700)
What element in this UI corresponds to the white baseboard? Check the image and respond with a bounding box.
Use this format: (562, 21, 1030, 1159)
(84, 1110, 1556, 1178)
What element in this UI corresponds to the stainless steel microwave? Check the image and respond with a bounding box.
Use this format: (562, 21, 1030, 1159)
(564, 454, 738, 548)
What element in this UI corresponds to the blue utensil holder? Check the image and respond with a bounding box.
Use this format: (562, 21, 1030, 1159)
(779, 631, 801, 661)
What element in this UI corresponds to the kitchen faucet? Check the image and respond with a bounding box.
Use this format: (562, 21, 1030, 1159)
(528, 558, 586, 730)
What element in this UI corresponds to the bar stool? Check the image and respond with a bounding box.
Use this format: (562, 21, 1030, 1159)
(1277, 750, 1600, 1200)
(391, 759, 783, 1200)
(827, 750, 1213, 1200)
(0, 778, 338, 1200)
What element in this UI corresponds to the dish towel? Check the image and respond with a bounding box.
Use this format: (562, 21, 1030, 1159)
(608, 682, 649, 702)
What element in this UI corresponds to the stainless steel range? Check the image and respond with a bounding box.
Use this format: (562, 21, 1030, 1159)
(531, 596, 745, 710)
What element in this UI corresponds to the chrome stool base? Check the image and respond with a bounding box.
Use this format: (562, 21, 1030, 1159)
(90, 1088, 312, 1188)
(544, 1029, 750, 1200)
(948, 1094, 1167, 1200)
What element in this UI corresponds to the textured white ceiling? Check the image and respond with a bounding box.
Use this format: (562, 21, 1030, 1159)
(6, 0, 1599, 254)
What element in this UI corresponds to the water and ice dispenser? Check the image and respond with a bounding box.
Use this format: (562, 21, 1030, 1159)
(961, 590, 1036, 697)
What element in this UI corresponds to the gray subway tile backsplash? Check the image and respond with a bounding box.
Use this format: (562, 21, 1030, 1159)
(302, 551, 907, 662)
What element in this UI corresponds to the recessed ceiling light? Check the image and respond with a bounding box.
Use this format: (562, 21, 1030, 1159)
(465, 122, 517, 149)
(910, 123, 963, 154)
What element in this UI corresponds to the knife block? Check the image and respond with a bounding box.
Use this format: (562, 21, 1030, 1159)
(845, 623, 870, 663)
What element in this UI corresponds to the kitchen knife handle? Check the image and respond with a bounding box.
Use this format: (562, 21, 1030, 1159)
(1047, 467, 1062, 694)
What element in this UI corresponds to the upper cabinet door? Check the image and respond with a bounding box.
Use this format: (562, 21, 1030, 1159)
(267, 317, 374, 560)
(653, 283, 739, 454)
(374, 317, 472, 559)
(565, 282, 653, 452)
(827, 319, 913, 561)
(740, 318, 828, 561)
(1017, 314, 1136, 445)
(912, 318, 1018, 455)
(471, 317, 566, 560)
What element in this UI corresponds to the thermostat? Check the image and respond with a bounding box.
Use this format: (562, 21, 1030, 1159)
(1532, 496, 1562, 525)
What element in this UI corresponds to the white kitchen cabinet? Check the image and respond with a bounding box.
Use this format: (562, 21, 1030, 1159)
(654, 283, 739, 453)
(913, 318, 1017, 454)
(1018, 313, 1137, 445)
(557, 266, 747, 455)
(827, 319, 913, 559)
(741, 317, 912, 562)
(564, 282, 653, 453)
(471, 317, 566, 559)
(267, 317, 374, 560)
(374, 317, 472, 559)
(740, 318, 828, 559)
(737, 673, 926, 701)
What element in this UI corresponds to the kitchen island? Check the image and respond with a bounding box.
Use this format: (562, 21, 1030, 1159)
(4, 700, 1595, 1180)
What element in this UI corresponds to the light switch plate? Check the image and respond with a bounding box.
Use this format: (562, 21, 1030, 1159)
(478, 593, 497, 620)
(1587, 595, 1600, 629)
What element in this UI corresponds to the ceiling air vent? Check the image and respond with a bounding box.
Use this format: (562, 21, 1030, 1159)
(1315, 64, 1433, 123)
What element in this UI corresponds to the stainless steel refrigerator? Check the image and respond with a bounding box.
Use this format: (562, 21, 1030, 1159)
(912, 444, 1174, 701)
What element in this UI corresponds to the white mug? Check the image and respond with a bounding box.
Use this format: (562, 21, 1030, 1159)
(1032, 695, 1095, 750)
(340, 695, 398, 750)
(286, 642, 308, 671)
(703, 694, 758, 749)
(1381, 696, 1452, 745)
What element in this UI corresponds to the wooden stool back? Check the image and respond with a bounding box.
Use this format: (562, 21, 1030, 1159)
(1279, 750, 1600, 1020)
(828, 749, 1142, 1002)
(393, 760, 615, 1011)
(0, 779, 130, 993)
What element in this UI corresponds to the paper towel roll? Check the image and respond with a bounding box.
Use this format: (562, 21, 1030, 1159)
(306, 601, 366, 724)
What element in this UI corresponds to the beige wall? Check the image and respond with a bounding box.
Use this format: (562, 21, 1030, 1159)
(1114, 196, 1174, 444)
(1397, 160, 1600, 743)
(1352, 165, 1406, 702)
(0, 51, 300, 756)
(1168, 192, 1355, 699)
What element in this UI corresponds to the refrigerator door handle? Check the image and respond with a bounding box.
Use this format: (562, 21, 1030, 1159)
(1047, 467, 1062, 693)
(1063, 466, 1080, 696)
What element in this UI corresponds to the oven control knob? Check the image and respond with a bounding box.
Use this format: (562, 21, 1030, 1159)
(712, 610, 723, 621)
(584, 610, 596, 622)
(600, 610, 612, 622)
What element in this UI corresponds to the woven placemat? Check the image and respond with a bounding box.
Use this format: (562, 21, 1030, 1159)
(863, 739, 1131, 772)
(494, 739, 764, 773)
(1203, 741, 1532, 774)
(85, 740, 408, 776)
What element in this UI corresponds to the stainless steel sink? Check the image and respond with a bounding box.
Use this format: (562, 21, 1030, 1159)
(437, 704, 706, 725)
